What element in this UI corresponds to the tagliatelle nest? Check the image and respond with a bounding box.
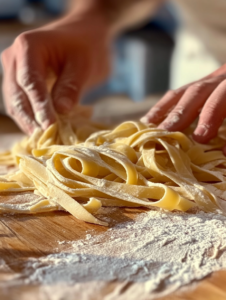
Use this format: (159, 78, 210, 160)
(1, 106, 226, 226)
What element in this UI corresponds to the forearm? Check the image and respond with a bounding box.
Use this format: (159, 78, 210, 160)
(66, 0, 162, 36)
(100, 0, 163, 35)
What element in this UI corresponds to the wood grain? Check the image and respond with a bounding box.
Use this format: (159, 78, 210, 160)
(1, 110, 226, 300)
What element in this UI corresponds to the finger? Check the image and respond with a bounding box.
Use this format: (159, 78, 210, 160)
(208, 64, 226, 78)
(140, 87, 186, 124)
(5, 88, 38, 135)
(15, 33, 56, 130)
(158, 78, 224, 131)
(140, 71, 222, 125)
(193, 80, 226, 143)
(52, 58, 90, 114)
(1, 52, 38, 135)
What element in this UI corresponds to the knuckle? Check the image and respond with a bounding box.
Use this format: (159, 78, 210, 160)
(171, 105, 185, 116)
(166, 106, 185, 123)
(192, 82, 204, 88)
(148, 106, 162, 118)
(165, 89, 178, 99)
(15, 32, 32, 48)
(17, 69, 42, 91)
(10, 93, 25, 114)
(168, 111, 182, 122)
(11, 98, 34, 123)
(206, 102, 216, 112)
(187, 82, 207, 95)
(5, 90, 24, 116)
(55, 78, 79, 97)
(32, 98, 48, 112)
(17, 71, 33, 89)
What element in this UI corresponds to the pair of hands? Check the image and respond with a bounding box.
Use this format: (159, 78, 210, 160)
(2, 10, 226, 153)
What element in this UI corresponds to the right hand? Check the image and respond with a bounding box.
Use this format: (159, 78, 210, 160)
(1, 8, 111, 134)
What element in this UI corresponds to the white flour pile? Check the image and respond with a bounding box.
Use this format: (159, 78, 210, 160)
(4, 207, 226, 300)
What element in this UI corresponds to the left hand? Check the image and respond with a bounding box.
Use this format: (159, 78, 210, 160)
(141, 64, 226, 152)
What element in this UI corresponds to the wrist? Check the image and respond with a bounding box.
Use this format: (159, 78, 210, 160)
(50, 0, 119, 37)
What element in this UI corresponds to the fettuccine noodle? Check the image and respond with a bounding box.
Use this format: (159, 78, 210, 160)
(1, 107, 226, 226)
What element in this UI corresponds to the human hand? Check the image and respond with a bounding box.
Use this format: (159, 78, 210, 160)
(141, 64, 226, 152)
(1, 7, 111, 134)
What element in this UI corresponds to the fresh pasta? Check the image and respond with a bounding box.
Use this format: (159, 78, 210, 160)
(1, 109, 226, 226)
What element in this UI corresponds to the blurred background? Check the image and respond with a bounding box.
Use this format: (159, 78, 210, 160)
(0, 0, 221, 121)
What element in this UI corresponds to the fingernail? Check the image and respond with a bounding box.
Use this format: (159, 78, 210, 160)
(35, 110, 48, 124)
(158, 114, 181, 130)
(194, 124, 209, 137)
(35, 110, 52, 130)
(140, 116, 149, 124)
(55, 97, 74, 114)
(158, 122, 168, 130)
(158, 119, 172, 130)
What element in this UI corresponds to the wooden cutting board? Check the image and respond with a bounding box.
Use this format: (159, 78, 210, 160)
(1, 114, 226, 300)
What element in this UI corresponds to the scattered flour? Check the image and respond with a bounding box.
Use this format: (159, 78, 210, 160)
(3, 93, 226, 299)
(2, 208, 226, 299)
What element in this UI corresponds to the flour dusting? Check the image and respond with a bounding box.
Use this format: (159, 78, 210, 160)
(3, 208, 226, 299)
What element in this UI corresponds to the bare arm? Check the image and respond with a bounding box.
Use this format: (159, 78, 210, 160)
(68, 0, 161, 35)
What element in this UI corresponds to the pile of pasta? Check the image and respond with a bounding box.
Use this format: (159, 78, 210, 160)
(1, 111, 226, 226)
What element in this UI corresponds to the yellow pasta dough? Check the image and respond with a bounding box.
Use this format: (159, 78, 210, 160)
(1, 108, 226, 226)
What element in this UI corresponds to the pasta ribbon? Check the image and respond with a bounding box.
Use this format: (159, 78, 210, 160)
(1, 107, 226, 226)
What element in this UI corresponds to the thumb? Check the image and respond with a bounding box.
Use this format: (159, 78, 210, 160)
(52, 60, 89, 114)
